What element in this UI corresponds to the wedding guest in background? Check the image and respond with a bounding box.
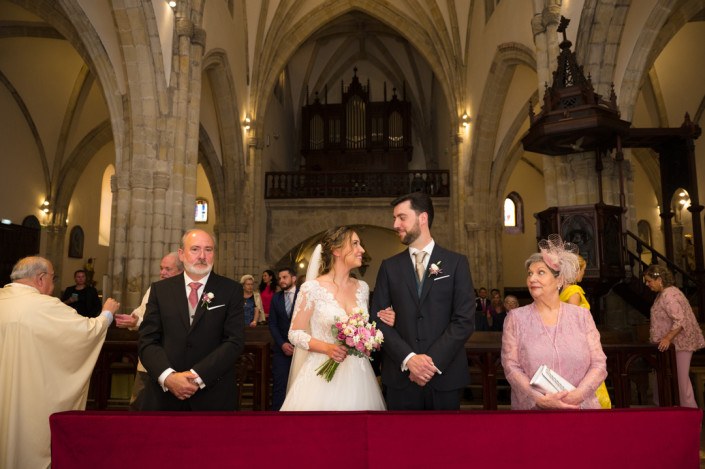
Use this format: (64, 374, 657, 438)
(503, 295, 519, 312)
(490, 288, 501, 301)
(559, 254, 612, 409)
(241, 274, 264, 327)
(645, 264, 705, 408)
(61, 269, 101, 317)
(475, 287, 490, 331)
(559, 255, 589, 309)
(115, 252, 183, 410)
(268, 266, 299, 410)
(258, 269, 277, 321)
(488, 297, 507, 331)
(1, 256, 119, 468)
(501, 235, 607, 410)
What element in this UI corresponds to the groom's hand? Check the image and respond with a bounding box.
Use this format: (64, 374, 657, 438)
(407, 354, 437, 385)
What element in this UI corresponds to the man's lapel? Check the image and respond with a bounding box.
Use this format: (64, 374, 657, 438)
(419, 246, 442, 304)
(398, 252, 420, 303)
(172, 274, 191, 330)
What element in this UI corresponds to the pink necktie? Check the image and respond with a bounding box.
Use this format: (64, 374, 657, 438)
(188, 282, 202, 308)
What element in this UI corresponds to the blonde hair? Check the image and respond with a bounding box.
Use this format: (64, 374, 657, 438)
(240, 274, 255, 284)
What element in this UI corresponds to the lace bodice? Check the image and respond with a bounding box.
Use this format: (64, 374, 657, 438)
(288, 279, 369, 348)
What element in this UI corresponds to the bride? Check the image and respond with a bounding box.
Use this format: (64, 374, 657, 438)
(280, 226, 394, 411)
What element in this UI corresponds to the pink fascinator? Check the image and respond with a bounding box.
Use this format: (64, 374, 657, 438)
(538, 234, 580, 284)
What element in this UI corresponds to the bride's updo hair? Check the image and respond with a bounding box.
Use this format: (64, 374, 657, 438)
(318, 225, 356, 276)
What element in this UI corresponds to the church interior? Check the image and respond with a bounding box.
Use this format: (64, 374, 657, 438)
(2, 0, 705, 416)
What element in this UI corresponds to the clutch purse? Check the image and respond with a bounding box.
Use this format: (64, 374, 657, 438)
(529, 364, 575, 395)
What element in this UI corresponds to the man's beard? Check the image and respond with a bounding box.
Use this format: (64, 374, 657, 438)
(185, 260, 212, 276)
(398, 222, 421, 246)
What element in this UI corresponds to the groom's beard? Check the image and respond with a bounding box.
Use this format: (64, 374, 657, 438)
(398, 220, 421, 246)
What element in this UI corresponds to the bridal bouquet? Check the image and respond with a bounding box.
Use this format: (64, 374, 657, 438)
(316, 307, 384, 382)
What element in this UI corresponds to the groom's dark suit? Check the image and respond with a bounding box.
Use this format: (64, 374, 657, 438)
(371, 244, 475, 409)
(139, 272, 244, 410)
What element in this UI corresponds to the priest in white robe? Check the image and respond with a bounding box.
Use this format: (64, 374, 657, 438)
(0, 256, 120, 469)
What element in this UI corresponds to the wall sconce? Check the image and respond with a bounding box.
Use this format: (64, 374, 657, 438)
(243, 114, 252, 131)
(461, 112, 471, 128)
(168, 1, 176, 8)
(41, 199, 50, 214)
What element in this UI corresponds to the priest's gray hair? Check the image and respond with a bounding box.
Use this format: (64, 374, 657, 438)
(10, 256, 52, 280)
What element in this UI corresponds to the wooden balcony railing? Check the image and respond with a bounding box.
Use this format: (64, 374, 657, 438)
(264, 170, 450, 199)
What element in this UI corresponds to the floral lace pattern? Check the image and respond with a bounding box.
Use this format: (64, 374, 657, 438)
(281, 279, 385, 411)
(650, 286, 705, 352)
(289, 279, 370, 346)
(501, 302, 607, 410)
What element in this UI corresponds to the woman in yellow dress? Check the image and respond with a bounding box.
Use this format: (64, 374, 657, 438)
(560, 255, 612, 409)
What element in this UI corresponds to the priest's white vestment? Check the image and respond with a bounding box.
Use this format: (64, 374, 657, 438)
(0, 283, 110, 469)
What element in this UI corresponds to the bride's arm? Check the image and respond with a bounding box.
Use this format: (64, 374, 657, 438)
(288, 285, 347, 362)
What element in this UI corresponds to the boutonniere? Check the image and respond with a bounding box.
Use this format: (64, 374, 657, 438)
(428, 261, 443, 277)
(200, 292, 214, 308)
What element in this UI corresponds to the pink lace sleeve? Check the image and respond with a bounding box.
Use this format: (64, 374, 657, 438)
(574, 312, 608, 401)
(661, 288, 687, 331)
(501, 311, 543, 410)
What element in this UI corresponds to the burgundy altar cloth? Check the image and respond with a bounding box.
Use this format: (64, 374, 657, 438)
(50, 408, 701, 468)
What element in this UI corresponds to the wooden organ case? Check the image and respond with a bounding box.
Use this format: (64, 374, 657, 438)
(301, 68, 412, 171)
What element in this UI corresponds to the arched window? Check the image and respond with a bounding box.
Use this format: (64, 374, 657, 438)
(195, 198, 208, 223)
(98, 164, 114, 246)
(504, 192, 523, 234)
(637, 219, 652, 246)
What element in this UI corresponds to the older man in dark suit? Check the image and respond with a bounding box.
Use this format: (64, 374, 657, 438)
(139, 229, 244, 411)
(268, 266, 299, 410)
(372, 192, 475, 410)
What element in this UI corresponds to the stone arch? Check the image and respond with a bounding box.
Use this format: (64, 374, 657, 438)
(491, 90, 540, 201)
(201, 49, 248, 277)
(53, 120, 113, 224)
(619, 0, 704, 120)
(198, 125, 225, 227)
(574, 0, 630, 95)
(464, 41, 536, 291)
(250, 0, 463, 137)
(468, 42, 536, 201)
(0, 69, 49, 192)
(43, 0, 125, 165)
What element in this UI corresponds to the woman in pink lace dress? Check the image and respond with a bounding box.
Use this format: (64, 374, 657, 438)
(501, 235, 607, 410)
(645, 264, 705, 408)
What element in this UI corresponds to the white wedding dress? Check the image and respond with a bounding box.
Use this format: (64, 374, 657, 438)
(280, 279, 386, 411)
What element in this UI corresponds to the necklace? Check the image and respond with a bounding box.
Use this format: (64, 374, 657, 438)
(535, 303, 562, 374)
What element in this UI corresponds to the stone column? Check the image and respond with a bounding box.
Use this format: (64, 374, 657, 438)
(464, 221, 502, 292)
(450, 133, 466, 254)
(44, 223, 67, 296)
(244, 135, 262, 275)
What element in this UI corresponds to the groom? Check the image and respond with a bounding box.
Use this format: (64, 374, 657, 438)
(371, 192, 475, 410)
